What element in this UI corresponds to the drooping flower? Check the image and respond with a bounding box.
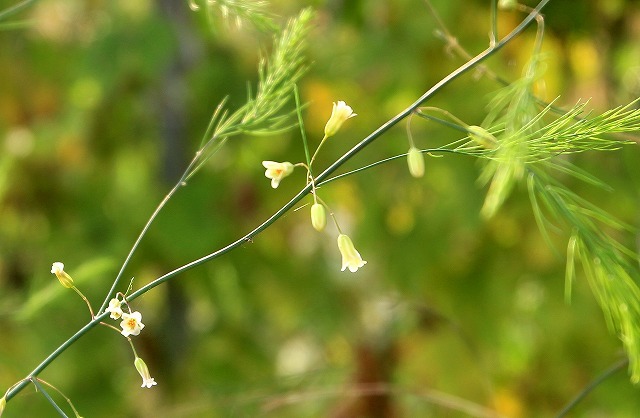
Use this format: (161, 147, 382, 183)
(120, 311, 145, 337)
(106, 298, 124, 320)
(310, 203, 326, 231)
(407, 146, 425, 178)
(134, 357, 157, 389)
(51, 262, 74, 288)
(337, 234, 367, 273)
(262, 161, 294, 189)
(324, 101, 356, 138)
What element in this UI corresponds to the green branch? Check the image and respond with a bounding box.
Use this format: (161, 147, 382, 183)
(3, 0, 551, 403)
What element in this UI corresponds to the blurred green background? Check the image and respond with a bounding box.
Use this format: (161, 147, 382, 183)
(1, 0, 640, 416)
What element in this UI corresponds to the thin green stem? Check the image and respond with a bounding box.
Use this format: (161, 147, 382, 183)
(31, 378, 69, 418)
(71, 286, 95, 319)
(309, 134, 328, 168)
(5, 313, 108, 401)
(490, 0, 498, 46)
(0, 0, 37, 22)
(36, 379, 83, 418)
(294, 85, 319, 202)
(97, 150, 204, 315)
(317, 148, 461, 187)
(125, 0, 551, 301)
(4, 0, 550, 403)
(295, 85, 312, 172)
(554, 358, 628, 418)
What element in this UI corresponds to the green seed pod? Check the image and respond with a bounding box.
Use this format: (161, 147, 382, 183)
(407, 146, 425, 178)
(311, 203, 326, 231)
(468, 125, 497, 149)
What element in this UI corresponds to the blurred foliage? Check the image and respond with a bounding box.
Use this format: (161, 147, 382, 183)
(1, 0, 640, 417)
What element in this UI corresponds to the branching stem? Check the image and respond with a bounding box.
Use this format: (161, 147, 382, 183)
(4, 0, 551, 402)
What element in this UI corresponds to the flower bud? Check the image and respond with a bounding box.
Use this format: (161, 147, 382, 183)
(468, 125, 497, 149)
(0, 396, 6, 416)
(310, 203, 326, 231)
(51, 262, 74, 288)
(407, 147, 425, 178)
(324, 101, 356, 137)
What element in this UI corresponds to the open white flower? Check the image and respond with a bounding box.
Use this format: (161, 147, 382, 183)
(134, 357, 157, 389)
(262, 161, 294, 188)
(106, 298, 124, 320)
(324, 101, 356, 137)
(120, 311, 145, 337)
(337, 234, 367, 273)
(51, 261, 74, 288)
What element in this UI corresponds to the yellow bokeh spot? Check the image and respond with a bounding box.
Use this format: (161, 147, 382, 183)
(568, 38, 602, 82)
(492, 388, 524, 418)
(386, 203, 415, 236)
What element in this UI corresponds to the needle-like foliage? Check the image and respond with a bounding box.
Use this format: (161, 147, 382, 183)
(457, 49, 640, 382)
(190, 0, 278, 32)
(187, 8, 314, 179)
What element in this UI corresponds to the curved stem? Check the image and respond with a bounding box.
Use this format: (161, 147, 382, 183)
(554, 358, 628, 418)
(97, 150, 204, 315)
(3, 0, 550, 403)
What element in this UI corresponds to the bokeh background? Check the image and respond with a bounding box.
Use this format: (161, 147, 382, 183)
(1, 0, 640, 416)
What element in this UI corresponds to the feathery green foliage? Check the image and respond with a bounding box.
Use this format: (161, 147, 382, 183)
(188, 8, 313, 179)
(459, 48, 640, 381)
(528, 170, 640, 382)
(190, 0, 278, 32)
(412, 27, 640, 382)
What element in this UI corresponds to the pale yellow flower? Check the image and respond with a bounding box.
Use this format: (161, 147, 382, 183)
(134, 357, 157, 388)
(262, 161, 294, 188)
(324, 101, 356, 137)
(120, 311, 145, 337)
(337, 234, 367, 272)
(51, 262, 74, 288)
(106, 298, 124, 320)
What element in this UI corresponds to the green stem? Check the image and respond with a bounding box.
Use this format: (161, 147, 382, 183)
(31, 378, 69, 418)
(126, 0, 551, 301)
(309, 134, 328, 168)
(4, 0, 550, 402)
(317, 148, 461, 187)
(97, 149, 204, 315)
(72, 286, 95, 319)
(5, 313, 108, 401)
(554, 358, 628, 418)
(0, 0, 37, 22)
(490, 0, 498, 46)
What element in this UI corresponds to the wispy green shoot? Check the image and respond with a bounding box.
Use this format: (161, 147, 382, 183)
(187, 8, 313, 179)
(189, 0, 278, 32)
(528, 169, 640, 382)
